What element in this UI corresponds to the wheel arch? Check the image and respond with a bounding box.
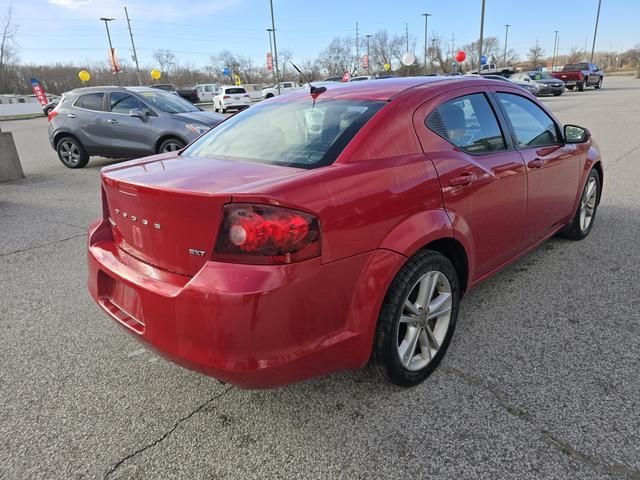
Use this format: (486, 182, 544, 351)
(592, 161, 603, 204)
(155, 134, 187, 154)
(421, 237, 470, 296)
(53, 130, 81, 148)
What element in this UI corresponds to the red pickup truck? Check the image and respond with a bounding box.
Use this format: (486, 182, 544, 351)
(552, 62, 604, 91)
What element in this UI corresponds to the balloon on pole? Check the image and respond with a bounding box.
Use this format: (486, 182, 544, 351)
(383, 63, 392, 72)
(480, 55, 488, 65)
(455, 50, 466, 63)
(223, 67, 230, 76)
(150, 69, 161, 80)
(78, 70, 91, 82)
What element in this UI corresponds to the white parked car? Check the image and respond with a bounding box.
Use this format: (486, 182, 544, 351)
(195, 83, 221, 103)
(349, 75, 376, 82)
(261, 81, 302, 99)
(213, 86, 251, 113)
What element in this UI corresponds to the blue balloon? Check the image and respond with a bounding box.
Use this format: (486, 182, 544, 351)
(480, 55, 488, 65)
(223, 67, 230, 76)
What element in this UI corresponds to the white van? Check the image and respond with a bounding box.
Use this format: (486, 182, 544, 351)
(194, 83, 221, 103)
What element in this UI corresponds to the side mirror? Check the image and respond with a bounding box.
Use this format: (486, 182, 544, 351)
(129, 109, 146, 121)
(564, 124, 590, 144)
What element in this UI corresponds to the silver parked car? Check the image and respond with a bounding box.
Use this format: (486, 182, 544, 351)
(48, 86, 225, 168)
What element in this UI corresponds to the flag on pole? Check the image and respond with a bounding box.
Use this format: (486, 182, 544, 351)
(30, 78, 49, 106)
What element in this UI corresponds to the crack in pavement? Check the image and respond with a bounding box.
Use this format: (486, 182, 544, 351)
(0, 233, 87, 258)
(103, 386, 234, 479)
(442, 367, 640, 479)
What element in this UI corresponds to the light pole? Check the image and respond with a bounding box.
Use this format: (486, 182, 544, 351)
(503, 24, 510, 66)
(366, 34, 372, 75)
(267, 28, 277, 86)
(124, 7, 142, 86)
(422, 13, 431, 74)
(269, 0, 281, 95)
(552, 30, 559, 71)
(100, 17, 120, 86)
(590, 0, 602, 62)
(478, 0, 486, 73)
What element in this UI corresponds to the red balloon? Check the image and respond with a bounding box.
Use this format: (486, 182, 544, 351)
(455, 50, 466, 63)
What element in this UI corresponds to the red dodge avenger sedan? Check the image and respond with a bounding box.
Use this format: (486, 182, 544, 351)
(88, 77, 603, 388)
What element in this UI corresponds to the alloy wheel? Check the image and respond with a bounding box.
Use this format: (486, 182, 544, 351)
(579, 177, 598, 232)
(396, 271, 453, 372)
(59, 140, 81, 166)
(161, 141, 183, 153)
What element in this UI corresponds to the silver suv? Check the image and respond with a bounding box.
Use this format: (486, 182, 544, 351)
(48, 86, 225, 168)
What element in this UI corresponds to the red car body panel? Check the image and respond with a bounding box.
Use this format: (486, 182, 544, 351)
(88, 77, 603, 387)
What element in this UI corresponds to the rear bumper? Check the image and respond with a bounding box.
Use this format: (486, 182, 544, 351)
(87, 219, 405, 388)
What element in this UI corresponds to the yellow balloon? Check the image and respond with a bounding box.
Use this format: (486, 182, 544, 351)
(150, 69, 161, 80)
(383, 63, 392, 72)
(78, 70, 91, 82)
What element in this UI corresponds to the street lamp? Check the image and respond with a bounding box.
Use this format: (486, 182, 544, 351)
(267, 28, 277, 86)
(268, 0, 280, 95)
(590, 0, 602, 62)
(99, 17, 120, 86)
(552, 30, 559, 72)
(366, 34, 372, 75)
(503, 24, 510, 66)
(422, 13, 432, 74)
(478, 0, 486, 73)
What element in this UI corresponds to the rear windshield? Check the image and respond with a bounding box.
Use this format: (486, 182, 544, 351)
(184, 98, 384, 168)
(528, 72, 552, 80)
(563, 63, 588, 71)
(225, 88, 246, 94)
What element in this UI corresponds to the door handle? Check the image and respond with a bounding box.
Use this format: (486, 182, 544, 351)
(107, 119, 118, 124)
(449, 173, 477, 187)
(67, 114, 76, 118)
(527, 158, 544, 169)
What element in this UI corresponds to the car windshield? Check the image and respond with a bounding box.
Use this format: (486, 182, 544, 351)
(529, 72, 552, 80)
(184, 98, 384, 168)
(136, 90, 199, 113)
(564, 63, 588, 71)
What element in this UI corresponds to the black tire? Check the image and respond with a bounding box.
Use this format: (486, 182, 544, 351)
(56, 136, 89, 169)
(558, 169, 601, 240)
(370, 250, 460, 387)
(553, 92, 562, 96)
(595, 78, 603, 89)
(566, 85, 574, 90)
(578, 80, 586, 92)
(220, 106, 226, 114)
(157, 137, 185, 154)
(265, 93, 274, 99)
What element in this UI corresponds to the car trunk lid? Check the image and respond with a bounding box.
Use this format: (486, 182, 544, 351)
(101, 154, 303, 276)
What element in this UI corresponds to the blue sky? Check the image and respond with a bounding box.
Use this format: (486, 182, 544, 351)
(8, 0, 639, 68)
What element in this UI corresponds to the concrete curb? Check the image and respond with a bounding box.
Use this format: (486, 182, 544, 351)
(0, 128, 25, 183)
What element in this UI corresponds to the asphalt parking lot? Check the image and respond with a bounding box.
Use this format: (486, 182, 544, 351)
(1, 77, 639, 480)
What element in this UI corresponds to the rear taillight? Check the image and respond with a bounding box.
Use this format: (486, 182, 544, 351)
(213, 204, 320, 265)
(223, 95, 231, 99)
(47, 110, 58, 122)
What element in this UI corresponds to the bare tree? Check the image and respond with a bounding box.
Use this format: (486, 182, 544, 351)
(0, 4, 19, 93)
(527, 42, 545, 69)
(371, 30, 404, 73)
(429, 35, 451, 74)
(152, 49, 176, 79)
(565, 46, 584, 65)
(317, 36, 359, 77)
(278, 48, 295, 80)
(460, 36, 502, 69)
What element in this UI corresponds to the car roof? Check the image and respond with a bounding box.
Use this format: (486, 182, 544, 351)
(279, 76, 496, 102)
(66, 86, 161, 95)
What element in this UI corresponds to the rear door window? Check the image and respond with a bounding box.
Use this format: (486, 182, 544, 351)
(225, 88, 246, 94)
(496, 93, 559, 148)
(75, 93, 104, 111)
(426, 93, 507, 154)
